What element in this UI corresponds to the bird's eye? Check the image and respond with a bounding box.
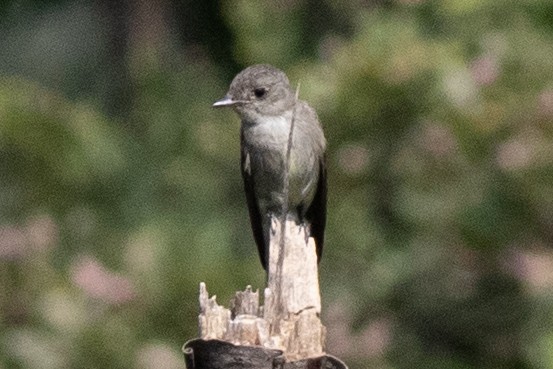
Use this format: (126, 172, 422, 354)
(254, 87, 267, 99)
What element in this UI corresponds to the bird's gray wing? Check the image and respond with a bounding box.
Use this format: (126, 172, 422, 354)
(305, 154, 327, 261)
(240, 133, 268, 270)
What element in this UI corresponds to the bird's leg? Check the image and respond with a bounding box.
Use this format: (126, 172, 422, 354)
(297, 222, 310, 245)
(295, 206, 310, 244)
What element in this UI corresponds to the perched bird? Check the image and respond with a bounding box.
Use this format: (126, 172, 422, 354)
(213, 64, 327, 270)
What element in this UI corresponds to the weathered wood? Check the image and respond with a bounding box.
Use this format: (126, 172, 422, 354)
(197, 219, 328, 362)
(263, 219, 324, 360)
(198, 283, 230, 340)
(266, 219, 321, 315)
(229, 285, 259, 318)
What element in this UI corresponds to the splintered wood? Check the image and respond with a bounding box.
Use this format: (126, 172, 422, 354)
(198, 220, 325, 361)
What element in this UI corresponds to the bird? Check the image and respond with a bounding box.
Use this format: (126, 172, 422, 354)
(213, 64, 327, 270)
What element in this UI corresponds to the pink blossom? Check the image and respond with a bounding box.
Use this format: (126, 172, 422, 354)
(0, 214, 58, 261)
(0, 225, 27, 260)
(496, 138, 533, 171)
(337, 144, 370, 175)
(470, 55, 500, 86)
(538, 89, 553, 117)
(504, 246, 553, 293)
(417, 122, 458, 158)
(26, 214, 58, 252)
(71, 255, 135, 305)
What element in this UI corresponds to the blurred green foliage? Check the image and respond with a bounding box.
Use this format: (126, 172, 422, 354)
(1, 1, 553, 368)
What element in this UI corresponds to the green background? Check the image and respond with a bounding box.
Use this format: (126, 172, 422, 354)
(1, 1, 553, 368)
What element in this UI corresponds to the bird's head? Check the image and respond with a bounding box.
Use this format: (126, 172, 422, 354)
(213, 64, 295, 121)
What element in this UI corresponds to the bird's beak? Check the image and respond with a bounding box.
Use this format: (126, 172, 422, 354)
(213, 95, 236, 107)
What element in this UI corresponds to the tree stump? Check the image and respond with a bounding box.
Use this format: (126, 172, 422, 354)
(183, 220, 348, 368)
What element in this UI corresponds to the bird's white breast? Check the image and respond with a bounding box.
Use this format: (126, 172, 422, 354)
(245, 114, 291, 150)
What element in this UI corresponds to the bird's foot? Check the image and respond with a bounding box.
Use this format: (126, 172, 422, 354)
(298, 223, 310, 244)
